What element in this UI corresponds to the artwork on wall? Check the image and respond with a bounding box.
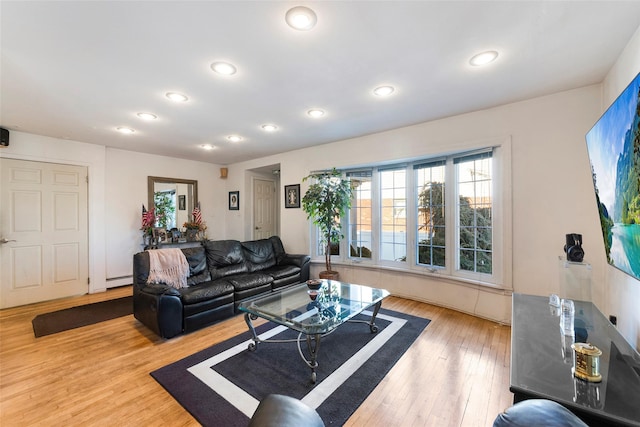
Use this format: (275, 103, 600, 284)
(229, 191, 240, 210)
(178, 195, 186, 210)
(585, 71, 640, 282)
(284, 184, 300, 208)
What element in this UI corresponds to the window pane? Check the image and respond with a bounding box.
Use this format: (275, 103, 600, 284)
(415, 163, 446, 267)
(477, 251, 492, 274)
(459, 249, 475, 271)
(478, 227, 492, 250)
(380, 169, 406, 262)
(348, 172, 372, 259)
(456, 152, 492, 274)
(459, 227, 475, 248)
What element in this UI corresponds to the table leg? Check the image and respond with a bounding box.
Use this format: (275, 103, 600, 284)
(244, 312, 259, 351)
(306, 333, 321, 383)
(369, 300, 382, 333)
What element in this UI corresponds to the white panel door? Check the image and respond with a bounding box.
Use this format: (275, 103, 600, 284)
(253, 179, 276, 239)
(0, 159, 88, 308)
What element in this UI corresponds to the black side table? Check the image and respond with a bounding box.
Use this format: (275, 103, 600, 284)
(510, 293, 640, 426)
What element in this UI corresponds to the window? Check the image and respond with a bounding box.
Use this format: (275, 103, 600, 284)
(455, 152, 493, 274)
(311, 145, 506, 287)
(379, 168, 407, 263)
(415, 161, 446, 268)
(347, 171, 372, 259)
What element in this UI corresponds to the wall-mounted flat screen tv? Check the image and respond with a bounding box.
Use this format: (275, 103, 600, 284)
(585, 71, 640, 282)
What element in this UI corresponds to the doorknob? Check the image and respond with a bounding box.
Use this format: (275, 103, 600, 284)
(255, 227, 261, 230)
(1, 238, 17, 244)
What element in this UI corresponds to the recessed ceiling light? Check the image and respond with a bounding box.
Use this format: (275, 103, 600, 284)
(261, 124, 278, 132)
(137, 112, 157, 120)
(166, 92, 188, 102)
(469, 50, 499, 66)
(227, 135, 242, 142)
(211, 62, 237, 76)
(200, 144, 215, 150)
(307, 109, 325, 118)
(373, 86, 395, 97)
(116, 127, 135, 134)
(285, 6, 317, 31)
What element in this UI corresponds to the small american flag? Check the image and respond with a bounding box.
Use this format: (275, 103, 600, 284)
(193, 202, 202, 224)
(141, 204, 155, 229)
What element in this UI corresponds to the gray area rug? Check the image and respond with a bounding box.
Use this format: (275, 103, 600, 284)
(151, 308, 430, 426)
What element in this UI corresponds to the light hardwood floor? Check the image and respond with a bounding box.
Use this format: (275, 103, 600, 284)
(0, 286, 513, 426)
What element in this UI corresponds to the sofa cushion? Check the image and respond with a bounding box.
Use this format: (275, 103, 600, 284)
(182, 246, 212, 285)
(263, 264, 300, 280)
(242, 239, 276, 272)
(187, 271, 211, 286)
(182, 246, 207, 276)
(268, 236, 287, 264)
(226, 273, 273, 292)
(204, 240, 249, 279)
(179, 280, 234, 305)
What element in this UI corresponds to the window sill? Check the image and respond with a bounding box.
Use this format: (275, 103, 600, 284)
(309, 259, 512, 293)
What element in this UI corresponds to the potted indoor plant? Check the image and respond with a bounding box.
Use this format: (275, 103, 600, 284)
(302, 168, 352, 279)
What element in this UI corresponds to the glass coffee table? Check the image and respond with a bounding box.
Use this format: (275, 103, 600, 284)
(238, 280, 390, 383)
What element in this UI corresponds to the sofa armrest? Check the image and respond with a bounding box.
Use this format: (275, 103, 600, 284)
(132, 250, 184, 338)
(133, 286, 183, 339)
(279, 253, 310, 268)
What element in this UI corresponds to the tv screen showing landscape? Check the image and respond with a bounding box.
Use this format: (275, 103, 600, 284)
(585, 72, 640, 282)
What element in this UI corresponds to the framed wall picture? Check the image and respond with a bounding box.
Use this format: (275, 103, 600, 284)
(178, 195, 186, 210)
(284, 184, 300, 208)
(229, 191, 240, 210)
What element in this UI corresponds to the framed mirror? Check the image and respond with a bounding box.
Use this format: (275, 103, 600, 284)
(148, 176, 198, 230)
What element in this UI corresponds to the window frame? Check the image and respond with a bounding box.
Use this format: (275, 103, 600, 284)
(308, 140, 511, 290)
(378, 166, 408, 266)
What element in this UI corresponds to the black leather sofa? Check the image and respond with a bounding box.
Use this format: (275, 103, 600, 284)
(133, 236, 310, 338)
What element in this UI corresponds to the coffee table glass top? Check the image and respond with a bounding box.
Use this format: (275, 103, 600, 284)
(238, 280, 390, 335)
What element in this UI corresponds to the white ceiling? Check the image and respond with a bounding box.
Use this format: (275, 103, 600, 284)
(2, 1, 640, 165)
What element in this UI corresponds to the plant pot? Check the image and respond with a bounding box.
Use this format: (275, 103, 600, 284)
(186, 229, 199, 241)
(319, 270, 339, 280)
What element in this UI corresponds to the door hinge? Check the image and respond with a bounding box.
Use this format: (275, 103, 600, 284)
(87, 277, 90, 285)
(86, 176, 89, 184)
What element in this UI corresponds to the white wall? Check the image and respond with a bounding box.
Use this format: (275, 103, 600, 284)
(229, 84, 604, 324)
(602, 25, 640, 350)
(105, 148, 224, 286)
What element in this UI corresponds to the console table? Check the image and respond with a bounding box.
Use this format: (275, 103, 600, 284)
(510, 293, 640, 426)
(143, 241, 202, 250)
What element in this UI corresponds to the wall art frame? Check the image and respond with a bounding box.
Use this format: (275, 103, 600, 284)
(284, 184, 300, 208)
(229, 191, 240, 210)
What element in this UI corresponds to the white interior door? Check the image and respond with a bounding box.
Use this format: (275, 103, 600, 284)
(0, 159, 89, 308)
(253, 178, 276, 239)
